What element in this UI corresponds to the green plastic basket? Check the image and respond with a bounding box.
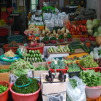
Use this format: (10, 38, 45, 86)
(7, 35, 24, 43)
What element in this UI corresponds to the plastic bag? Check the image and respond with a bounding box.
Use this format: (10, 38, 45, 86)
(66, 76, 86, 101)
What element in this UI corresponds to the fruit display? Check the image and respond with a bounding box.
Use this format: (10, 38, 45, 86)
(48, 45, 70, 53)
(23, 50, 43, 63)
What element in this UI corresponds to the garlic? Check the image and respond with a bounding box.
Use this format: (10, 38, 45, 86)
(66, 29, 70, 33)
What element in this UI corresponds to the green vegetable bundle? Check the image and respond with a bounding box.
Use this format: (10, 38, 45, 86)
(68, 63, 81, 72)
(50, 60, 66, 69)
(0, 85, 8, 93)
(10, 59, 34, 77)
(69, 79, 77, 88)
(80, 70, 101, 87)
(12, 75, 39, 94)
(80, 55, 98, 68)
(23, 50, 43, 63)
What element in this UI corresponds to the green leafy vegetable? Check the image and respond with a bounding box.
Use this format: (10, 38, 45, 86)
(12, 75, 39, 94)
(0, 85, 8, 93)
(69, 79, 77, 88)
(80, 70, 101, 87)
(10, 59, 34, 77)
(80, 55, 98, 68)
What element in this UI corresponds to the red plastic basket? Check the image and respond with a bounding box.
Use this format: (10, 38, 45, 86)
(26, 44, 44, 54)
(47, 62, 68, 73)
(77, 63, 99, 72)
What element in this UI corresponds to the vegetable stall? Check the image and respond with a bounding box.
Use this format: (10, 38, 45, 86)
(0, 5, 101, 101)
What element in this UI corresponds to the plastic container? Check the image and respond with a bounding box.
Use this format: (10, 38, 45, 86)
(50, 40, 57, 44)
(47, 62, 68, 73)
(77, 63, 99, 72)
(7, 35, 24, 43)
(68, 71, 80, 78)
(0, 28, 9, 36)
(26, 44, 44, 54)
(10, 83, 40, 101)
(86, 86, 101, 99)
(87, 96, 101, 101)
(3, 43, 23, 53)
(67, 38, 73, 41)
(0, 81, 10, 101)
(80, 38, 87, 42)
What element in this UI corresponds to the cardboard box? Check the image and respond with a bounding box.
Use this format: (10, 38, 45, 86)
(41, 73, 68, 101)
(0, 72, 10, 82)
(0, 65, 10, 69)
(32, 62, 49, 79)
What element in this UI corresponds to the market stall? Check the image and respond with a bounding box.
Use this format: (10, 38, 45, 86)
(0, 0, 101, 101)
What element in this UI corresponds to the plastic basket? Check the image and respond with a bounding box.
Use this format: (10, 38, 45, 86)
(68, 71, 80, 78)
(47, 62, 68, 73)
(7, 35, 24, 43)
(3, 43, 23, 53)
(87, 96, 101, 101)
(77, 63, 99, 72)
(26, 44, 44, 54)
(0, 81, 10, 101)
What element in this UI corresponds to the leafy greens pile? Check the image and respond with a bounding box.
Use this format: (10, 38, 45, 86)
(0, 85, 8, 93)
(69, 79, 77, 88)
(12, 75, 39, 94)
(80, 70, 101, 87)
(80, 55, 98, 68)
(10, 59, 34, 77)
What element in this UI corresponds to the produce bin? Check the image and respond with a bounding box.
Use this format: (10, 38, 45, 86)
(86, 86, 101, 99)
(0, 81, 10, 101)
(68, 71, 80, 78)
(10, 83, 41, 101)
(7, 35, 24, 43)
(26, 44, 44, 54)
(32, 62, 49, 79)
(47, 62, 68, 73)
(77, 63, 99, 72)
(67, 63, 81, 78)
(3, 43, 23, 53)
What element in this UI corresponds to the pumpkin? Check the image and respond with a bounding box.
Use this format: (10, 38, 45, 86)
(96, 36, 101, 46)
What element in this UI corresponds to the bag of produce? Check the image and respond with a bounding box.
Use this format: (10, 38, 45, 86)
(66, 76, 86, 101)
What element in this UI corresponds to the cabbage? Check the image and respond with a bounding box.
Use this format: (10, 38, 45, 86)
(86, 20, 93, 25)
(98, 26, 101, 34)
(93, 19, 100, 27)
(87, 29, 93, 34)
(87, 24, 93, 29)
(93, 32, 98, 37)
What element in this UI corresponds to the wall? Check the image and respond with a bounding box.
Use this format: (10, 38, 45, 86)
(87, 0, 96, 9)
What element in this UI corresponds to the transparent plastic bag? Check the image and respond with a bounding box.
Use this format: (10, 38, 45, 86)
(66, 76, 86, 101)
